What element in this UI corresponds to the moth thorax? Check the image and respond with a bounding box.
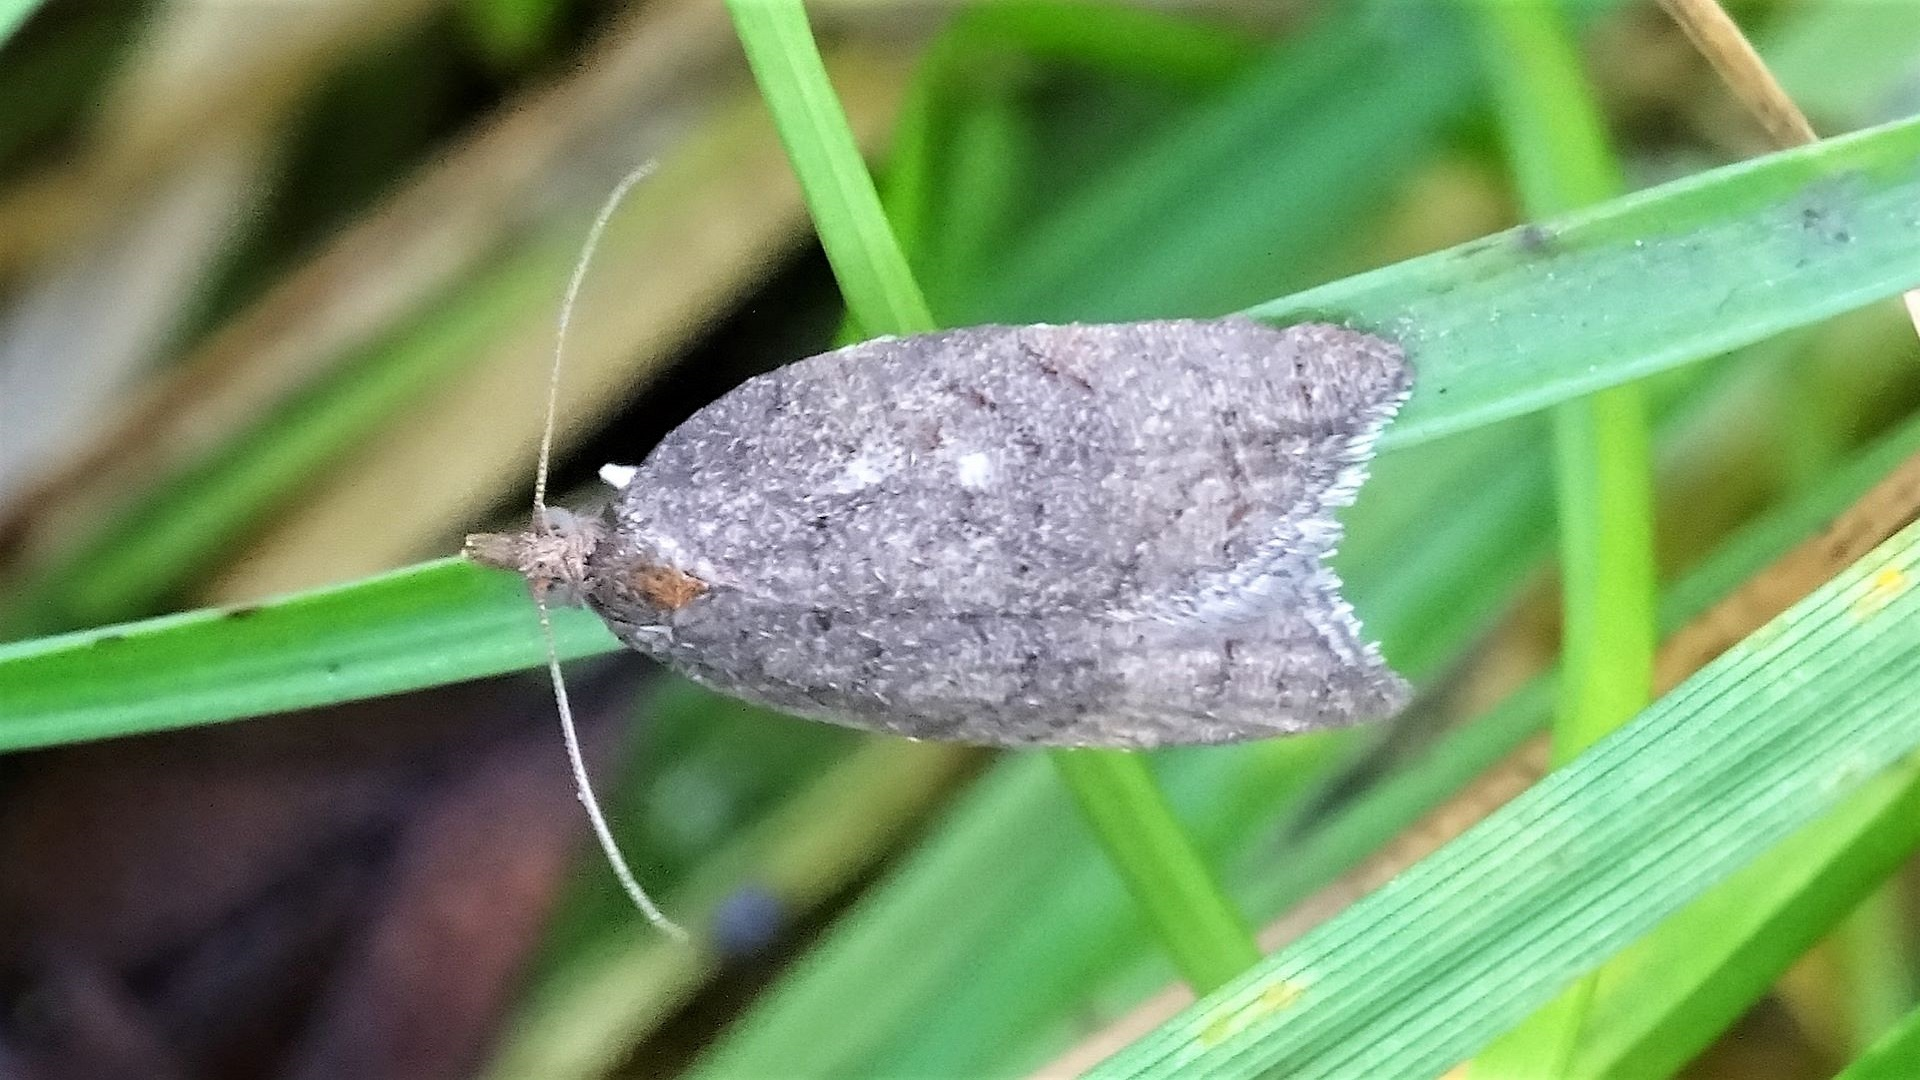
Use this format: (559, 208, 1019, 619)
(463, 508, 605, 605)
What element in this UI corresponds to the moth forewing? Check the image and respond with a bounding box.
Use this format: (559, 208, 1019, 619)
(533, 318, 1412, 747)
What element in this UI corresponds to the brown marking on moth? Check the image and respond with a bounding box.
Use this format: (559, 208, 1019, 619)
(629, 563, 707, 611)
(947, 381, 999, 412)
(911, 418, 946, 452)
(1022, 342, 1095, 392)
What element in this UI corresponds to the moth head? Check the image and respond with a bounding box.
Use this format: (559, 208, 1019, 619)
(464, 506, 605, 605)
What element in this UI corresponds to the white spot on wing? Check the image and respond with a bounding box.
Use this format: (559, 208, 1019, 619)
(830, 454, 892, 493)
(599, 463, 638, 489)
(956, 451, 993, 489)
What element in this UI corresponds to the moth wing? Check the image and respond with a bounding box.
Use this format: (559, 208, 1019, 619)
(622, 318, 1410, 628)
(595, 319, 1412, 747)
(639, 588, 1409, 748)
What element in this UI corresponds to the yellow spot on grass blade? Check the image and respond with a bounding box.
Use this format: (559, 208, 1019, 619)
(1854, 565, 1909, 618)
(1198, 981, 1306, 1047)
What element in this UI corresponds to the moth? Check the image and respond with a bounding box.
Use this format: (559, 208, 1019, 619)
(468, 316, 1413, 749)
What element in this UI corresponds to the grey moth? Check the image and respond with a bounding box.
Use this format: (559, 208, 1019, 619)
(469, 316, 1413, 748)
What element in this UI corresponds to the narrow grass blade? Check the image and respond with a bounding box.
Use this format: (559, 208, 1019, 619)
(1560, 763, 1920, 1077)
(726, 0, 933, 336)
(968, 2, 1480, 324)
(1258, 111, 1920, 450)
(1270, 403, 1920, 919)
(1087, 515, 1920, 1078)
(1469, 1, 1654, 1071)
(0, 0, 43, 49)
(0, 559, 615, 750)
(728, 0, 1257, 995)
(943, 2, 1260, 90)
(1053, 749, 1263, 992)
(1469, 0, 1653, 759)
(733, 0, 1259, 991)
(1840, 1000, 1920, 1080)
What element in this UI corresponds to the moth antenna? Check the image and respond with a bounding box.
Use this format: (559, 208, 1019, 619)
(535, 159, 657, 517)
(535, 160, 683, 940)
(537, 598, 686, 940)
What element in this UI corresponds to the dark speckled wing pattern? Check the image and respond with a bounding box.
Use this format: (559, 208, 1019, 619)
(584, 318, 1413, 747)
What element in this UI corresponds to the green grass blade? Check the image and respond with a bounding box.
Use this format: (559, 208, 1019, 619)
(946, 1, 1260, 90)
(1562, 763, 1920, 1078)
(1469, 0, 1652, 760)
(0, 0, 43, 49)
(1260, 111, 1920, 450)
(1838, 886, 1914, 1054)
(967, 2, 1480, 324)
(1839, 999, 1920, 1080)
(0, 559, 615, 751)
(1459, 418, 1920, 1080)
(1087, 515, 1920, 1078)
(728, 0, 1258, 995)
(1271, 404, 1920, 921)
(1469, 1, 1654, 1072)
(459, 0, 566, 66)
(726, 0, 933, 336)
(1332, 394, 1920, 1074)
(1540, 392, 1657, 759)
(1053, 749, 1263, 992)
